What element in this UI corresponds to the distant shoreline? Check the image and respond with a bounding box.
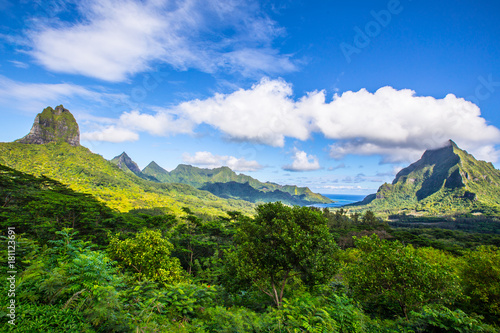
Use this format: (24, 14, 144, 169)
(311, 194, 367, 208)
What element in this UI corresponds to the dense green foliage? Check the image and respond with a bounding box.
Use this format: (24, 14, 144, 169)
(0, 164, 116, 243)
(108, 229, 185, 285)
(0, 143, 255, 215)
(227, 203, 339, 307)
(343, 235, 461, 319)
(1, 148, 499, 331)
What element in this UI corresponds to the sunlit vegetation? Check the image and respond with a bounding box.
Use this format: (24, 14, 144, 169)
(1, 164, 499, 332)
(0, 142, 255, 216)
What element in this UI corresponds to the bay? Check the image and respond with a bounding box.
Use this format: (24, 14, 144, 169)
(311, 194, 367, 208)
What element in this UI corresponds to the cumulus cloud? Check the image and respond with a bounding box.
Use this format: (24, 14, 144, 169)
(27, 0, 295, 81)
(81, 126, 139, 142)
(182, 81, 500, 162)
(118, 110, 194, 136)
(74, 77, 500, 163)
(178, 78, 310, 146)
(182, 151, 263, 172)
(78, 107, 195, 143)
(283, 148, 321, 171)
(304, 87, 500, 163)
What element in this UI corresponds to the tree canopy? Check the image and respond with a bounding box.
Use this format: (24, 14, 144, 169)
(230, 202, 339, 307)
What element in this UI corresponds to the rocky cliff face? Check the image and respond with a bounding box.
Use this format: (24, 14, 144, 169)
(16, 105, 80, 146)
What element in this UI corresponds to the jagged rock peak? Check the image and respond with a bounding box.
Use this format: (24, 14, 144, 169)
(111, 152, 142, 175)
(16, 105, 80, 146)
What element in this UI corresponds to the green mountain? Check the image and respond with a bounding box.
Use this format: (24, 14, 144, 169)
(110, 152, 158, 182)
(0, 142, 254, 216)
(142, 161, 173, 182)
(16, 105, 80, 146)
(111, 152, 143, 175)
(200, 181, 324, 205)
(1, 105, 255, 215)
(142, 162, 332, 205)
(353, 140, 500, 215)
(143, 163, 263, 188)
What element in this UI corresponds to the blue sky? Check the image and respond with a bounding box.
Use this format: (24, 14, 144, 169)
(1, 0, 500, 195)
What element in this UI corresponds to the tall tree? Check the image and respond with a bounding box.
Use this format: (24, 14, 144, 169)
(230, 202, 339, 307)
(108, 229, 185, 285)
(344, 234, 460, 319)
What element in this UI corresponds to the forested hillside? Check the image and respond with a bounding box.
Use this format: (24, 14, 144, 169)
(1, 165, 499, 332)
(0, 142, 254, 216)
(141, 162, 332, 205)
(350, 140, 500, 216)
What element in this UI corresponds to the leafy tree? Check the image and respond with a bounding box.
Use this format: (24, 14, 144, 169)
(229, 202, 339, 307)
(461, 245, 500, 324)
(361, 210, 379, 225)
(108, 229, 185, 285)
(170, 207, 207, 275)
(343, 234, 460, 319)
(169, 208, 239, 284)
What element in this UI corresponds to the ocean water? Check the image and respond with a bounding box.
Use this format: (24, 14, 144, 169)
(310, 194, 367, 208)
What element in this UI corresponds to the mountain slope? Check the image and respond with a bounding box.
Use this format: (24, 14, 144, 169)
(0, 142, 255, 215)
(200, 181, 323, 205)
(142, 163, 332, 205)
(110, 152, 158, 182)
(353, 140, 500, 215)
(142, 161, 173, 183)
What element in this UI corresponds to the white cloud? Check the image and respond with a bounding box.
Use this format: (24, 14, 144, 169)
(9, 60, 29, 69)
(182, 151, 263, 172)
(178, 78, 310, 146)
(81, 126, 139, 142)
(179, 81, 500, 162)
(309, 87, 500, 163)
(0, 75, 126, 113)
(283, 148, 321, 172)
(27, 0, 295, 81)
(78, 108, 194, 143)
(118, 110, 194, 136)
(64, 77, 500, 163)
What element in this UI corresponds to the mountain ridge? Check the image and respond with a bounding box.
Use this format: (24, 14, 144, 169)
(352, 140, 500, 215)
(139, 159, 332, 205)
(110, 152, 159, 182)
